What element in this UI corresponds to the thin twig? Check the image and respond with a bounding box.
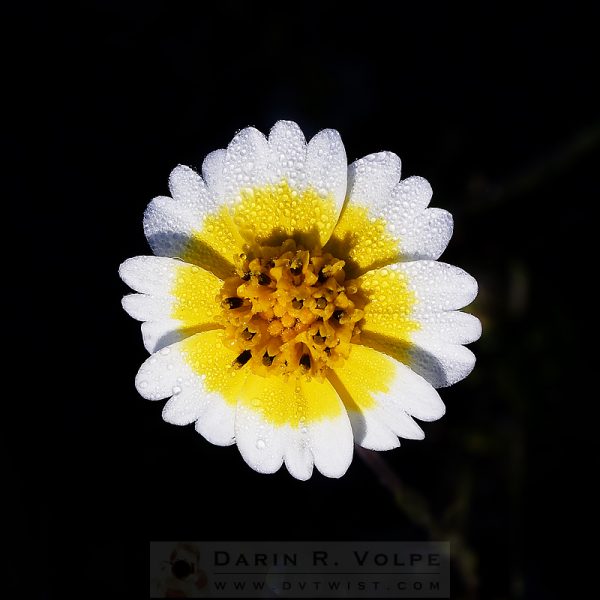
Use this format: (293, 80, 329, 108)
(356, 446, 479, 598)
(464, 121, 600, 213)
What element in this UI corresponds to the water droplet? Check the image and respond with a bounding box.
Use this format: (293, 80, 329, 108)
(256, 438, 266, 449)
(160, 347, 171, 356)
(138, 380, 148, 389)
(172, 386, 182, 395)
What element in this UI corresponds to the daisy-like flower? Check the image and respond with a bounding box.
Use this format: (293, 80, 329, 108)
(119, 121, 480, 480)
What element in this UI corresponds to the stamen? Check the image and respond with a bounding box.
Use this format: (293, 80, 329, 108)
(219, 241, 366, 380)
(223, 297, 244, 309)
(299, 353, 311, 369)
(241, 328, 255, 341)
(257, 273, 271, 286)
(290, 259, 303, 275)
(234, 349, 252, 367)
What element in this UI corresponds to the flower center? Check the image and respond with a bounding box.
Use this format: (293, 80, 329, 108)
(217, 239, 366, 380)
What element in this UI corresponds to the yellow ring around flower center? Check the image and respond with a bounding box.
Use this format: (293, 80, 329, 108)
(169, 180, 422, 426)
(218, 238, 365, 381)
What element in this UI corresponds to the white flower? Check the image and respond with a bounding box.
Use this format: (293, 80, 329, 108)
(119, 121, 480, 480)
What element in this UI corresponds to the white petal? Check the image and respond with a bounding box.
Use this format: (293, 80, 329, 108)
(134, 333, 238, 445)
(283, 430, 314, 481)
(122, 293, 172, 322)
(309, 414, 354, 478)
(346, 409, 401, 451)
(417, 311, 482, 345)
(231, 374, 352, 479)
(142, 158, 241, 279)
(346, 152, 402, 208)
(143, 196, 202, 259)
(194, 400, 236, 446)
(135, 342, 202, 401)
(235, 404, 285, 474)
(379, 409, 425, 440)
(379, 359, 446, 421)
(398, 207, 454, 261)
(168, 164, 208, 209)
(393, 261, 478, 313)
(331, 344, 441, 451)
(141, 319, 186, 353)
(268, 120, 307, 184)
(162, 388, 205, 425)
(357, 261, 479, 387)
(389, 176, 433, 221)
(201, 149, 227, 202)
(119, 256, 184, 296)
(327, 165, 452, 275)
(305, 128, 347, 229)
(222, 127, 273, 201)
(119, 256, 223, 352)
(146, 162, 213, 251)
(385, 176, 453, 260)
(408, 331, 477, 388)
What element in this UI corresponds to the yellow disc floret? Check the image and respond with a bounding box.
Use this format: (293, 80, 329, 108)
(217, 239, 367, 381)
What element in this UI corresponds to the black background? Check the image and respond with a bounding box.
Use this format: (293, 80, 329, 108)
(8, 2, 599, 599)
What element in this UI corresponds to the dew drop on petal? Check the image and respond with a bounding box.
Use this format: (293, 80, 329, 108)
(172, 386, 182, 395)
(256, 438, 266, 450)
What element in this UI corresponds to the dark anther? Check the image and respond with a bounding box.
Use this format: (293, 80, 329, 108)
(299, 353, 311, 369)
(262, 352, 274, 366)
(234, 349, 252, 366)
(258, 273, 271, 286)
(265, 259, 275, 268)
(171, 559, 194, 579)
(324, 347, 331, 355)
(313, 333, 326, 345)
(332, 309, 344, 322)
(241, 272, 251, 281)
(223, 297, 244, 309)
(291, 299, 303, 310)
(290, 259, 303, 275)
(317, 269, 328, 283)
(241, 328, 255, 341)
(316, 297, 327, 310)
